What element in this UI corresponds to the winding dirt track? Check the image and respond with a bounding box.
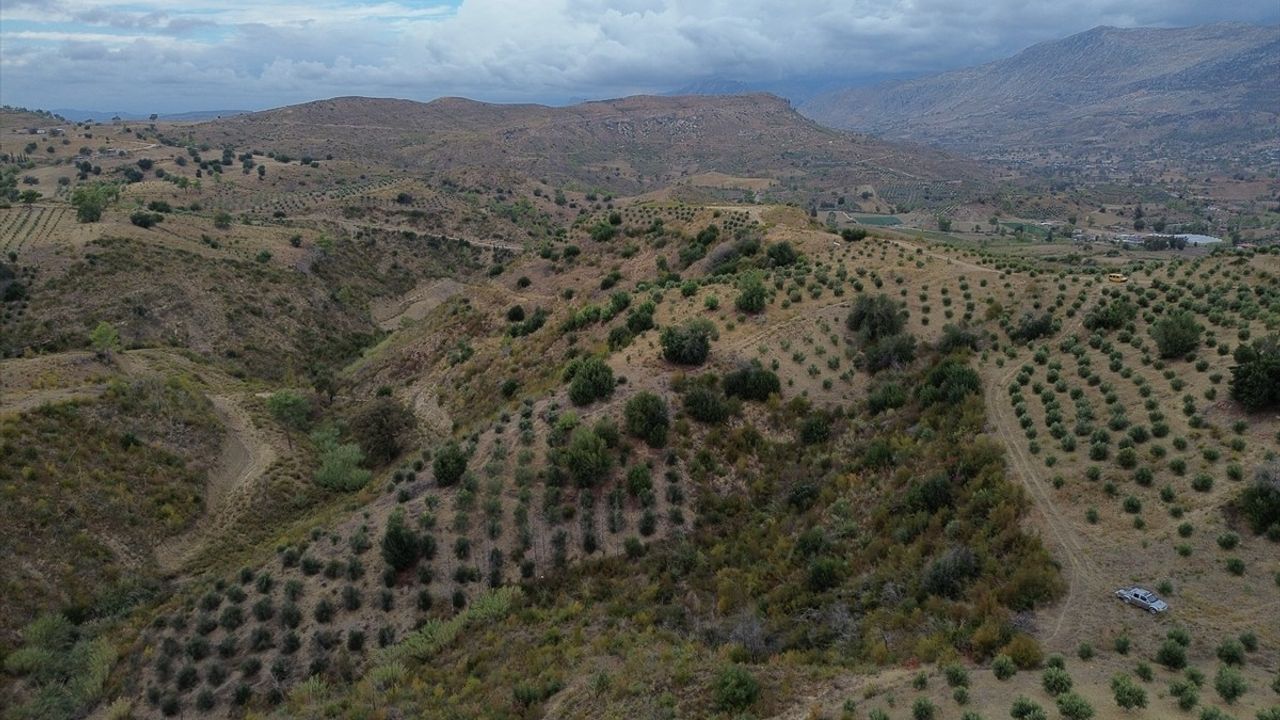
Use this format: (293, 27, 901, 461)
(0, 351, 280, 574)
(154, 393, 276, 573)
(983, 310, 1106, 646)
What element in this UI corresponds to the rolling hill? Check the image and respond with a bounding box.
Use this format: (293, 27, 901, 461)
(191, 93, 989, 204)
(801, 23, 1280, 166)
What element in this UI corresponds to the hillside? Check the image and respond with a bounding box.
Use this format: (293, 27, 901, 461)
(190, 94, 989, 206)
(801, 23, 1280, 170)
(2, 96, 1279, 720)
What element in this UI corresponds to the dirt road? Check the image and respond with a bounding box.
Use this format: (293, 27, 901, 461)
(154, 393, 276, 573)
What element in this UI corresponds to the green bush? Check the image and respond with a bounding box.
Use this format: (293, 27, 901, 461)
(713, 664, 760, 711)
(348, 397, 416, 466)
(944, 663, 969, 688)
(723, 363, 780, 400)
(1010, 696, 1046, 719)
(1239, 462, 1280, 534)
(863, 332, 918, 373)
(1214, 665, 1247, 704)
(381, 508, 419, 572)
(563, 427, 613, 488)
(868, 381, 908, 413)
(912, 696, 937, 720)
(734, 271, 768, 313)
(993, 654, 1017, 680)
(432, 442, 468, 487)
(1158, 638, 1189, 669)
(1042, 666, 1073, 696)
(847, 293, 907, 342)
(312, 428, 372, 491)
(660, 320, 714, 365)
(1229, 335, 1280, 411)
(1151, 312, 1202, 358)
(1056, 692, 1094, 720)
(1111, 674, 1147, 710)
(568, 356, 615, 405)
(918, 358, 981, 406)
(1217, 638, 1245, 666)
(1169, 677, 1199, 710)
(1009, 312, 1054, 343)
(624, 392, 669, 448)
(683, 385, 729, 423)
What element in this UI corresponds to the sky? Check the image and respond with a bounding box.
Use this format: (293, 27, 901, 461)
(1, 0, 1277, 114)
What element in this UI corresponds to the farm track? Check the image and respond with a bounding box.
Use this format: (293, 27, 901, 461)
(155, 393, 277, 574)
(0, 349, 277, 575)
(328, 217, 524, 252)
(984, 309, 1115, 647)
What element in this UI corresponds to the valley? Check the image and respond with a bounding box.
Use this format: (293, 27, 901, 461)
(1, 84, 1278, 720)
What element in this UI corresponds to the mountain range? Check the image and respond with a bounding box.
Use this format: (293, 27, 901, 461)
(193, 93, 987, 201)
(799, 22, 1280, 163)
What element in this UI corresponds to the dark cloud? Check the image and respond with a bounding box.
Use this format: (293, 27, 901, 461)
(1, 0, 1276, 113)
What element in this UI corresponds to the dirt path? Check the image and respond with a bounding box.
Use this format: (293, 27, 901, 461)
(154, 393, 276, 573)
(982, 308, 1109, 647)
(985, 368, 1101, 644)
(372, 277, 467, 330)
(327, 218, 524, 252)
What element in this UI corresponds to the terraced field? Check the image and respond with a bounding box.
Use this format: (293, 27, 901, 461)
(0, 205, 72, 254)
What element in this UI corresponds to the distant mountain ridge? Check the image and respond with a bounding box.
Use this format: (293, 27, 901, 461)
(51, 108, 249, 123)
(800, 22, 1280, 163)
(194, 93, 989, 203)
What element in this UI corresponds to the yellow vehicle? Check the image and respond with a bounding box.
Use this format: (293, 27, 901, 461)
(1107, 273, 1128, 283)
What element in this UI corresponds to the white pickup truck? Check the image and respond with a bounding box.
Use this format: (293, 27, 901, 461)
(1115, 587, 1169, 614)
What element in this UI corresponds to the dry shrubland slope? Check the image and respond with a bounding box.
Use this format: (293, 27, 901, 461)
(1, 97, 1278, 720)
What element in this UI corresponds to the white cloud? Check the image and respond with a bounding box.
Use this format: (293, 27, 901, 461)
(1, 0, 1276, 112)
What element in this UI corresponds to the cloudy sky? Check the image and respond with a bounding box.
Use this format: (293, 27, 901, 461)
(1, 0, 1277, 114)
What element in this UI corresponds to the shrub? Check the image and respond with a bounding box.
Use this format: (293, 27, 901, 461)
(862, 333, 918, 373)
(660, 321, 714, 365)
(683, 385, 729, 423)
(1111, 674, 1147, 710)
(1169, 677, 1199, 710)
(1239, 462, 1280, 534)
(734, 271, 767, 313)
(1217, 639, 1245, 666)
(568, 356, 615, 405)
(847, 294, 906, 342)
(1214, 665, 1247, 704)
(381, 508, 419, 572)
(992, 654, 1017, 680)
(624, 392, 669, 448)
(1229, 335, 1280, 411)
(129, 210, 162, 228)
(766, 241, 798, 266)
(868, 381, 907, 414)
(311, 428, 372, 491)
(348, 397, 416, 466)
(1158, 638, 1188, 669)
(1056, 692, 1094, 720)
(1042, 666, 1073, 695)
(713, 665, 759, 711)
(432, 442, 468, 487)
(1152, 312, 1202, 358)
(918, 358, 981, 407)
(1010, 312, 1054, 343)
(944, 664, 969, 688)
(911, 697, 936, 720)
(1010, 696, 1046, 720)
(563, 427, 612, 488)
(723, 363, 780, 401)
